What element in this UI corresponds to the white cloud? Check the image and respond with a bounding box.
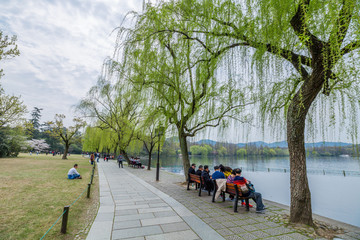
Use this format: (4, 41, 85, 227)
(0, 0, 143, 126)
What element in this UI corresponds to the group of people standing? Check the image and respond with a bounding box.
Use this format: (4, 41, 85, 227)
(188, 163, 266, 213)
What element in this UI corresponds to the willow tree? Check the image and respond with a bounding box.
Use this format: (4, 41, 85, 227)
(82, 126, 102, 152)
(117, 15, 253, 179)
(77, 78, 143, 163)
(136, 110, 166, 170)
(139, 0, 360, 225)
(98, 128, 118, 155)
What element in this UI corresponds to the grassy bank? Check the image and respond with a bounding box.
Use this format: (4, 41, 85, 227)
(0, 153, 99, 240)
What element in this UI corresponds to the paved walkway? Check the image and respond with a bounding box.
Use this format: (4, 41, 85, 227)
(86, 160, 224, 240)
(87, 160, 360, 240)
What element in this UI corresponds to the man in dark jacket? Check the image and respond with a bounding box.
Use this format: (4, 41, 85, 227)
(195, 165, 203, 189)
(201, 165, 213, 192)
(195, 165, 203, 176)
(188, 163, 196, 174)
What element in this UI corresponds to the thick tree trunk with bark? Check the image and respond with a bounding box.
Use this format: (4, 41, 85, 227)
(62, 142, 69, 159)
(179, 130, 190, 181)
(147, 151, 152, 170)
(287, 67, 325, 225)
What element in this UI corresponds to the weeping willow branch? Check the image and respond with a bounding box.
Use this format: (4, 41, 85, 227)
(329, 0, 356, 48)
(290, 0, 325, 51)
(341, 40, 360, 55)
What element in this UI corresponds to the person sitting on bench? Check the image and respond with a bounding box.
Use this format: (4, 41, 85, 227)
(195, 165, 203, 176)
(234, 169, 264, 213)
(201, 165, 213, 192)
(68, 164, 82, 179)
(212, 165, 225, 180)
(188, 163, 196, 174)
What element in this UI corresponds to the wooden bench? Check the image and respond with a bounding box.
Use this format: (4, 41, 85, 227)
(129, 160, 142, 168)
(187, 173, 210, 196)
(212, 180, 250, 212)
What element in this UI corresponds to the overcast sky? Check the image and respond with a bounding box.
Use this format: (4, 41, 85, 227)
(0, 0, 355, 144)
(0, 0, 143, 126)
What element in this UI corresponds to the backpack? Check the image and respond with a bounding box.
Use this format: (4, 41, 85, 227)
(238, 182, 249, 194)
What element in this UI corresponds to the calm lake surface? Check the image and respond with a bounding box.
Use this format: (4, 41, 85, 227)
(144, 155, 360, 227)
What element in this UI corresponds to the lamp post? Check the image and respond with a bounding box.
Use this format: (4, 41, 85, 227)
(155, 126, 164, 181)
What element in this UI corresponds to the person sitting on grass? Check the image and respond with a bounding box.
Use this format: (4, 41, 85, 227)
(68, 164, 82, 179)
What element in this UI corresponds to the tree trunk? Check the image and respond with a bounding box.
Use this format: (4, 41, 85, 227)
(147, 150, 152, 170)
(114, 145, 118, 156)
(287, 69, 325, 225)
(178, 130, 190, 181)
(62, 142, 69, 160)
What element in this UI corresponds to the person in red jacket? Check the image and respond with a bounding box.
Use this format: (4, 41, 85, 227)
(233, 169, 265, 213)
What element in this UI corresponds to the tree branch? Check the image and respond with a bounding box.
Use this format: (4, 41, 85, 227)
(341, 40, 360, 55)
(290, 0, 325, 52)
(329, 0, 356, 49)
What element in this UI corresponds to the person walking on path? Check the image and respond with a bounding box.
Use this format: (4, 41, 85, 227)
(117, 154, 123, 168)
(90, 153, 95, 165)
(68, 164, 82, 179)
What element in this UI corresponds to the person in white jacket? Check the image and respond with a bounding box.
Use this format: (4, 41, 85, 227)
(68, 164, 82, 179)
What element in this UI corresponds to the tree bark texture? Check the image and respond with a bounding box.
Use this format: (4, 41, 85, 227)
(179, 130, 190, 182)
(147, 151, 152, 170)
(62, 142, 69, 160)
(287, 67, 325, 225)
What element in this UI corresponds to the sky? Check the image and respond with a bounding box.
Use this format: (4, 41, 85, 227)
(0, 0, 144, 127)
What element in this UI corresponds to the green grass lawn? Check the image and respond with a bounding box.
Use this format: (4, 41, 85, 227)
(0, 153, 99, 240)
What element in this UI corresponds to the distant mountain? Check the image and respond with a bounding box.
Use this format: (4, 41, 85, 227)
(240, 141, 267, 147)
(268, 141, 288, 148)
(304, 142, 352, 148)
(201, 140, 353, 148)
(236, 141, 284, 148)
(195, 139, 217, 146)
(237, 141, 351, 148)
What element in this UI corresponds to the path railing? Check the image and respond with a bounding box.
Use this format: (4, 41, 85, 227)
(40, 162, 96, 240)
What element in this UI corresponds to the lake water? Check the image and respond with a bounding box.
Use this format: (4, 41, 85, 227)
(144, 155, 360, 227)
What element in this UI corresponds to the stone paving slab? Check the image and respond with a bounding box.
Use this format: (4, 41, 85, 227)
(121, 161, 360, 240)
(145, 229, 200, 240)
(112, 226, 163, 239)
(88, 160, 360, 240)
(87, 161, 225, 240)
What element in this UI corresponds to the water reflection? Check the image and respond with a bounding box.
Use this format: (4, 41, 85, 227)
(142, 155, 360, 227)
(145, 155, 360, 177)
